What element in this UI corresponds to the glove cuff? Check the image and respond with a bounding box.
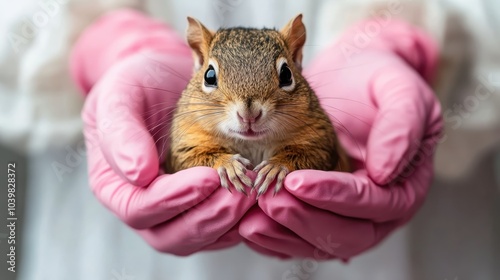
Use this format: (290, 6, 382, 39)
(70, 9, 191, 94)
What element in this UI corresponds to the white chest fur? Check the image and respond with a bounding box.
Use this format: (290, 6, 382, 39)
(235, 142, 275, 166)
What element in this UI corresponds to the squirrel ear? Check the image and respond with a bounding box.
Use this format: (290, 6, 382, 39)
(186, 17, 214, 69)
(280, 14, 306, 70)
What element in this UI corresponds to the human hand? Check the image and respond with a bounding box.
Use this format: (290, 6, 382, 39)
(240, 18, 443, 259)
(73, 9, 256, 255)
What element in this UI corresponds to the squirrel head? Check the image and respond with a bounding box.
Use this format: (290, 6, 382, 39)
(183, 15, 314, 141)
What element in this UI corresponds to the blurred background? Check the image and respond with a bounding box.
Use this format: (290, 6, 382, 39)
(0, 0, 499, 279)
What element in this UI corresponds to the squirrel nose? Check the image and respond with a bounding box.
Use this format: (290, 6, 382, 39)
(237, 110, 262, 124)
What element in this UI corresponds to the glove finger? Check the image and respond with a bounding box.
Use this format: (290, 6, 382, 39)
(285, 154, 433, 222)
(87, 137, 221, 229)
(201, 226, 243, 251)
(243, 240, 291, 259)
(136, 186, 256, 256)
(258, 190, 375, 259)
(366, 67, 442, 184)
(240, 207, 335, 259)
(94, 54, 192, 186)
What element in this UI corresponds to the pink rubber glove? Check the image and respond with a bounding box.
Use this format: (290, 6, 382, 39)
(240, 19, 443, 259)
(72, 9, 256, 255)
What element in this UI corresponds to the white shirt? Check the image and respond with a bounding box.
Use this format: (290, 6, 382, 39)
(0, 0, 498, 279)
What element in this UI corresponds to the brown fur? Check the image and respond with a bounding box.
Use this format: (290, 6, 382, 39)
(167, 15, 349, 195)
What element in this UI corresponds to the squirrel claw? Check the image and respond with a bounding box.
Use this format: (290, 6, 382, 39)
(253, 160, 268, 173)
(217, 167, 232, 192)
(217, 154, 252, 195)
(254, 162, 289, 198)
(256, 188, 265, 200)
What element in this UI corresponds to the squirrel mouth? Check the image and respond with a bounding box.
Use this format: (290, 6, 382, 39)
(231, 128, 268, 139)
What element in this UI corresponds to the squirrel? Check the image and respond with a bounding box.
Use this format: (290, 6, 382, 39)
(167, 14, 350, 197)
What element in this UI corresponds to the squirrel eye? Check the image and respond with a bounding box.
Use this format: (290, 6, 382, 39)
(279, 63, 293, 87)
(204, 65, 217, 87)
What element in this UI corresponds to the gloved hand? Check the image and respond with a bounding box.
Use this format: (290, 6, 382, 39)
(72, 9, 256, 255)
(240, 19, 443, 259)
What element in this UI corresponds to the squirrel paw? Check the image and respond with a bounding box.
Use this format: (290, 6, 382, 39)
(216, 154, 253, 195)
(253, 161, 289, 199)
